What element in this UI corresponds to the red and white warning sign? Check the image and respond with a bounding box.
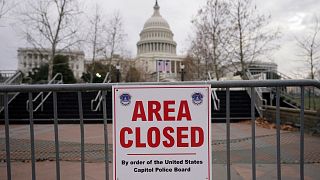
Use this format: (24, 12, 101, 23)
(113, 85, 211, 180)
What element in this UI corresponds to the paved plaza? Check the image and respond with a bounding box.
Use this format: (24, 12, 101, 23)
(0, 122, 320, 179)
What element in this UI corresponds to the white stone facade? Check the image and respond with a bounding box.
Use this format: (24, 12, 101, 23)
(17, 48, 85, 80)
(135, 1, 184, 81)
(248, 62, 278, 74)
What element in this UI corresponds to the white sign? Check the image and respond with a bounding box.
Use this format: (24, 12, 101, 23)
(113, 85, 211, 180)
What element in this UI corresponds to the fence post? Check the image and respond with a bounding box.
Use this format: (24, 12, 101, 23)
(4, 93, 11, 180)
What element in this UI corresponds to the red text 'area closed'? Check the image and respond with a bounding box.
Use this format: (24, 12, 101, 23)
(119, 126, 204, 148)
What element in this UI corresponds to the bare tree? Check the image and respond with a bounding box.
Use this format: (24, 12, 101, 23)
(83, 9, 127, 81)
(104, 11, 127, 68)
(0, 0, 15, 21)
(296, 15, 320, 110)
(182, 55, 199, 81)
(296, 15, 320, 80)
(190, 0, 231, 81)
(228, 0, 279, 76)
(125, 66, 142, 82)
(189, 34, 206, 80)
(86, 5, 107, 82)
(0, 0, 8, 19)
(20, 0, 82, 80)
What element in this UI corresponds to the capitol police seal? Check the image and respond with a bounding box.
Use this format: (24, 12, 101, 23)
(120, 93, 131, 106)
(192, 92, 203, 105)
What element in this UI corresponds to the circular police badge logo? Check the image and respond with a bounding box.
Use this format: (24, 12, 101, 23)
(192, 92, 204, 105)
(120, 93, 131, 106)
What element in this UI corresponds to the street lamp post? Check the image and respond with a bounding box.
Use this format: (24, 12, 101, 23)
(180, 64, 185, 81)
(116, 64, 121, 82)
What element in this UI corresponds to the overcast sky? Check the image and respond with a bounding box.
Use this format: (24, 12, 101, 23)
(0, 0, 319, 78)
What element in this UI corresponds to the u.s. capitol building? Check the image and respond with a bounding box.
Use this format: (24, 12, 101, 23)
(135, 1, 184, 81)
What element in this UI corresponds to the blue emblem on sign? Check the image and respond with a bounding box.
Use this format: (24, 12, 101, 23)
(120, 93, 131, 106)
(192, 92, 203, 105)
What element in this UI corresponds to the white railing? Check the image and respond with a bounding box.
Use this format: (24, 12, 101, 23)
(91, 73, 111, 111)
(26, 73, 63, 112)
(3, 71, 23, 84)
(211, 89, 220, 111)
(245, 70, 267, 116)
(0, 70, 18, 84)
(0, 71, 24, 113)
(248, 69, 315, 109)
(208, 72, 220, 111)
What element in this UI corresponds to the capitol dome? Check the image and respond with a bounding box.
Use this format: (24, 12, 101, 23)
(143, 15, 170, 30)
(143, 3, 170, 30)
(137, 1, 177, 56)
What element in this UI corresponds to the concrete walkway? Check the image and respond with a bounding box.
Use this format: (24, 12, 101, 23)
(0, 123, 319, 179)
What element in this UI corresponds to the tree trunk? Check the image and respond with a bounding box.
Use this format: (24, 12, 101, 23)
(237, 2, 245, 77)
(48, 50, 55, 81)
(48, 61, 53, 81)
(214, 63, 219, 81)
(213, 49, 219, 81)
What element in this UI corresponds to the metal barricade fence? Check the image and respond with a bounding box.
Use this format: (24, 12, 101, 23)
(1, 79, 320, 180)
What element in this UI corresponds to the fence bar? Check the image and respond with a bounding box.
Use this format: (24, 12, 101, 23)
(300, 87, 305, 180)
(102, 91, 109, 180)
(78, 92, 85, 180)
(1, 80, 319, 93)
(53, 92, 60, 180)
(4, 93, 11, 180)
(226, 88, 231, 180)
(251, 88, 256, 180)
(28, 93, 36, 180)
(276, 88, 281, 180)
